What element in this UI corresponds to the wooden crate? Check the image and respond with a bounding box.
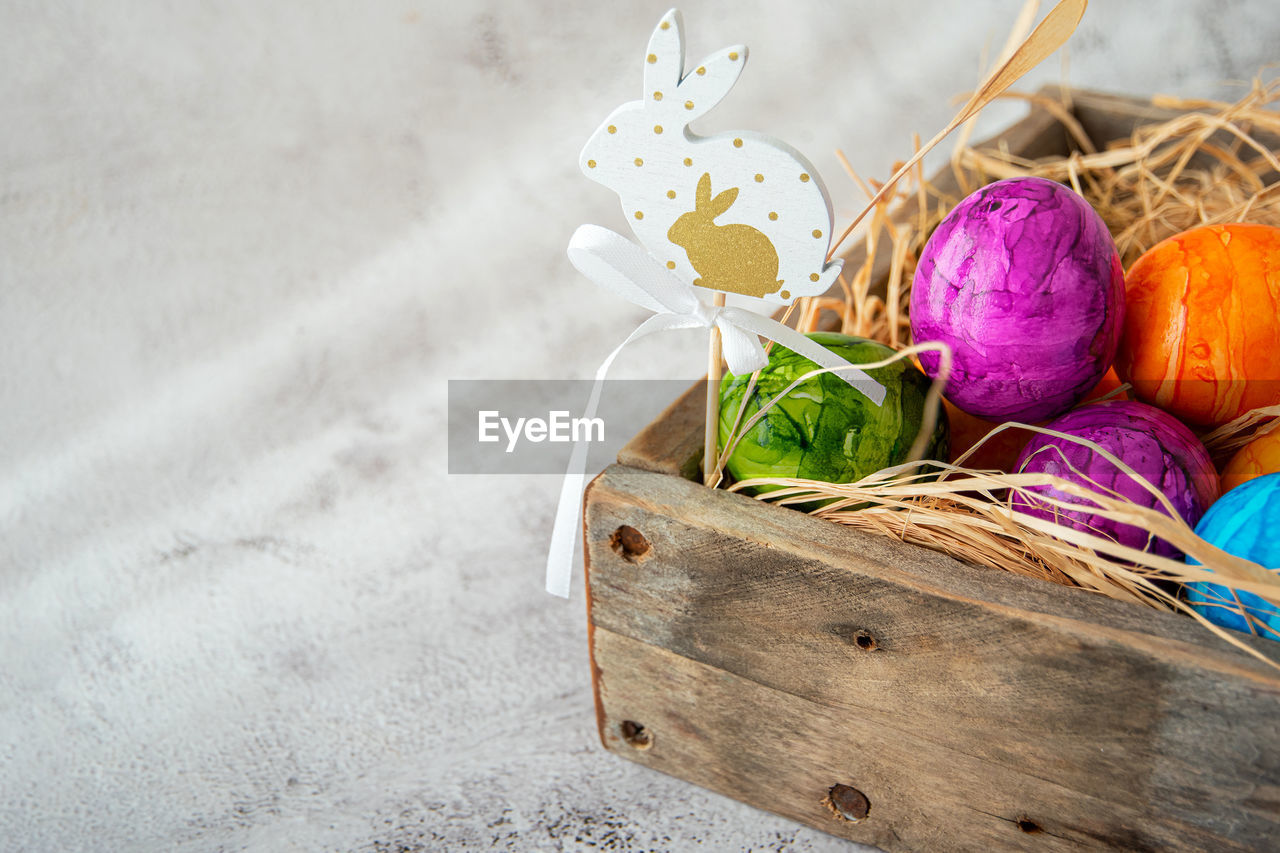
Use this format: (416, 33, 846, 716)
(582, 91, 1280, 852)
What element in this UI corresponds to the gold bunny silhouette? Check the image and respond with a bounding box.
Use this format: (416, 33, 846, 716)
(667, 173, 783, 298)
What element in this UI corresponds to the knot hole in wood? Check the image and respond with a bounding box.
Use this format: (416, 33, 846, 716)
(620, 720, 653, 750)
(852, 630, 878, 651)
(610, 525, 651, 562)
(824, 783, 870, 823)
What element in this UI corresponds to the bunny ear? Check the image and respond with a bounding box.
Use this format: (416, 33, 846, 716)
(675, 45, 748, 122)
(695, 172, 712, 208)
(643, 9, 684, 102)
(709, 186, 739, 218)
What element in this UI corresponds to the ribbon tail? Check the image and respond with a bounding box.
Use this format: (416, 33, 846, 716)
(545, 312, 704, 598)
(722, 309, 888, 407)
(716, 319, 769, 376)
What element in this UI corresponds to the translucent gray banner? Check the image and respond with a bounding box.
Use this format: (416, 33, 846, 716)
(447, 380, 701, 474)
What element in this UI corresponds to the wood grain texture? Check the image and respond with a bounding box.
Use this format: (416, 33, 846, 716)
(617, 379, 707, 478)
(584, 464, 1280, 851)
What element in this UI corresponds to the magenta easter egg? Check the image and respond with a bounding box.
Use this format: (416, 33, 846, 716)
(911, 177, 1125, 422)
(1012, 400, 1219, 558)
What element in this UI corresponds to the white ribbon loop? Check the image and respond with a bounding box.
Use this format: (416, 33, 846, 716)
(547, 225, 887, 597)
(568, 224, 701, 316)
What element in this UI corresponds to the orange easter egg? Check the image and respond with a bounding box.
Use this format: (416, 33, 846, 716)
(1080, 366, 1129, 404)
(1115, 223, 1280, 427)
(1221, 430, 1280, 493)
(944, 399, 1026, 471)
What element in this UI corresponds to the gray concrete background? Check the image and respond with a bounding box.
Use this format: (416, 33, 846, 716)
(1, 1, 1275, 850)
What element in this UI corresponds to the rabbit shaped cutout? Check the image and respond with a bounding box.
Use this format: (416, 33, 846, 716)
(668, 172, 780, 297)
(580, 9, 842, 304)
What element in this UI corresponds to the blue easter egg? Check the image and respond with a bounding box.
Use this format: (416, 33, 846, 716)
(1185, 472, 1280, 637)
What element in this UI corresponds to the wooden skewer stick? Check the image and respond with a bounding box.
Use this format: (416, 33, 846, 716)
(704, 291, 726, 485)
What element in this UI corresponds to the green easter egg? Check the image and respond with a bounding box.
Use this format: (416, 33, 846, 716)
(719, 332, 948, 493)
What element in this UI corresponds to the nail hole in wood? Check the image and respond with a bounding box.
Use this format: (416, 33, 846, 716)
(853, 630, 878, 651)
(610, 525, 650, 562)
(1017, 817, 1043, 834)
(620, 720, 652, 750)
(823, 784, 870, 823)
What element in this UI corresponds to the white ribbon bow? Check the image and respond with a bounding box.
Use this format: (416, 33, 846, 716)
(545, 224, 886, 598)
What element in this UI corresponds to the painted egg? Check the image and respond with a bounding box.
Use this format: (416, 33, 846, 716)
(1116, 223, 1280, 427)
(719, 332, 948, 493)
(1012, 400, 1219, 558)
(1221, 430, 1280, 493)
(1185, 472, 1280, 638)
(1081, 366, 1130, 406)
(911, 176, 1125, 423)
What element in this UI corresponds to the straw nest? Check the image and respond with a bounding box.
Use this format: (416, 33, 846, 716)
(714, 73, 1280, 666)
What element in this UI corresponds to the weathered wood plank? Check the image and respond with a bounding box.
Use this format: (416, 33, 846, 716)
(592, 625, 1262, 853)
(584, 464, 1280, 850)
(615, 379, 705, 478)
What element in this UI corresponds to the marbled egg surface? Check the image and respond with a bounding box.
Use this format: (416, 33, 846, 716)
(1116, 223, 1280, 427)
(911, 177, 1125, 423)
(1013, 400, 1219, 558)
(1186, 472, 1280, 637)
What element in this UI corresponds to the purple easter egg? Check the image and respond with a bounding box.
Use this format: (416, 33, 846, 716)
(911, 176, 1125, 422)
(1012, 400, 1220, 558)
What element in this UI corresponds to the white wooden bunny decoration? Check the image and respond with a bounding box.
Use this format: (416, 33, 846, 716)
(551, 1, 1087, 598)
(580, 9, 842, 304)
